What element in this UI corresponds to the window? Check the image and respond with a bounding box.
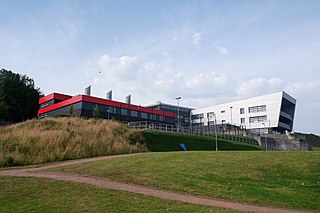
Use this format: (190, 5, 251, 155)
(207, 112, 215, 118)
(121, 109, 127, 115)
(131, 111, 138, 117)
(248, 105, 266, 113)
(141, 112, 147, 119)
(249, 115, 267, 123)
(208, 121, 215, 126)
(240, 108, 245, 114)
(221, 110, 225, 113)
(192, 113, 204, 120)
(241, 118, 245, 124)
(108, 107, 114, 114)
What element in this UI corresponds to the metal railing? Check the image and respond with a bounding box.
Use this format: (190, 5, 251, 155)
(128, 121, 259, 147)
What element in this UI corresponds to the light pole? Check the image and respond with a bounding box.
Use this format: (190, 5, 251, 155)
(175, 96, 181, 132)
(214, 113, 218, 151)
(230, 106, 233, 128)
(262, 122, 267, 151)
(208, 112, 218, 151)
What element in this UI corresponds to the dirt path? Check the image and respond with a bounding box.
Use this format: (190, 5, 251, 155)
(0, 154, 313, 213)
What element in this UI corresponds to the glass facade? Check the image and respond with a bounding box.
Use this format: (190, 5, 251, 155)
(147, 103, 193, 127)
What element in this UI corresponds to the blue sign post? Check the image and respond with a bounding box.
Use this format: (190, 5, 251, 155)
(180, 144, 187, 151)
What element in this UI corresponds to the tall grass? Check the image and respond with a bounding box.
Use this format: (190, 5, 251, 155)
(0, 117, 147, 167)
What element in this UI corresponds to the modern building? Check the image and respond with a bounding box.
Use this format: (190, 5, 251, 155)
(38, 91, 296, 135)
(38, 93, 176, 124)
(191, 91, 296, 134)
(146, 101, 194, 127)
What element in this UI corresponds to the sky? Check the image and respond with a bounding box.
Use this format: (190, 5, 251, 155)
(1, 0, 320, 134)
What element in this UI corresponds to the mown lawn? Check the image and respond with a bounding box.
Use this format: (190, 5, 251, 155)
(0, 176, 237, 213)
(143, 131, 261, 152)
(312, 147, 320, 152)
(48, 151, 320, 211)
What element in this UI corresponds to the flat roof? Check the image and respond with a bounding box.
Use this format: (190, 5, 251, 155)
(38, 93, 176, 118)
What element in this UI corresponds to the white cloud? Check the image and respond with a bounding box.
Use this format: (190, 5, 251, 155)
(218, 46, 229, 56)
(192, 32, 202, 46)
(91, 53, 236, 106)
(98, 54, 138, 80)
(236, 77, 285, 98)
(185, 72, 226, 88)
(285, 80, 320, 95)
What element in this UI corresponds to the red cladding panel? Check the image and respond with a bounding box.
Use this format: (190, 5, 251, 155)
(39, 93, 72, 104)
(82, 95, 122, 107)
(140, 107, 153, 113)
(164, 111, 176, 117)
(38, 95, 82, 115)
(39, 94, 176, 118)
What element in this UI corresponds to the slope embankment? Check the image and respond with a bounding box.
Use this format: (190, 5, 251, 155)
(0, 117, 260, 167)
(0, 117, 147, 167)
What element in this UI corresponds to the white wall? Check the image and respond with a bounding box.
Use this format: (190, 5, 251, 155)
(191, 91, 285, 130)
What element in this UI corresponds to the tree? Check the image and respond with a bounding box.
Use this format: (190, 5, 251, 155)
(92, 104, 99, 119)
(69, 105, 74, 116)
(0, 69, 43, 122)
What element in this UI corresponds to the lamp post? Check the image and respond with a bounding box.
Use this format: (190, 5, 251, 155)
(262, 122, 267, 151)
(175, 96, 181, 132)
(214, 113, 218, 151)
(208, 112, 218, 151)
(230, 106, 233, 128)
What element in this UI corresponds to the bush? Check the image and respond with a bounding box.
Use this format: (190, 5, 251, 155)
(127, 131, 145, 145)
(3, 155, 14, 167)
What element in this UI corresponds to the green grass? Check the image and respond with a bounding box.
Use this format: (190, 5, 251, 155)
(48, 151, 320, 211)
(312, 147, 320, 151)
(0, 118, 147, 167)
(0, 176, 237, 213)
(143, 131, 261, 152)
(0, 118, 260, 167)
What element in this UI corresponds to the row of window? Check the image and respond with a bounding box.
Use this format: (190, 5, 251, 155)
(240, 105, 266, 114)
(192, 113, 204, 120)
(83, 103, 170, 122)
(248, 105, 266, 113)
(249, 115, 267, 123)
(198, 105, 267, 117)
(151, 105, 190, 114)
(193, 115, 267, 125)
(192, 116, 267, 125)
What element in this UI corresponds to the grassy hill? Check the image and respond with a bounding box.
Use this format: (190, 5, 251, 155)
(143, 131, 260, 152)
(0, 117, 260, 167)
(48, 151, 320, 211)
(0, 117, 147, 167)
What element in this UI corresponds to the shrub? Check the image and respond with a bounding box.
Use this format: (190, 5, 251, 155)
(3, 155, 14, 167)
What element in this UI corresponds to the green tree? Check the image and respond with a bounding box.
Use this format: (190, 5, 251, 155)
(69, 105, 74, 116)
(0, 69, 43, 122)
(92, 104, 99, 119)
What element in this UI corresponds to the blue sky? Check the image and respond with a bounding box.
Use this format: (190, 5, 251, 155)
(1, 0, 320, 134)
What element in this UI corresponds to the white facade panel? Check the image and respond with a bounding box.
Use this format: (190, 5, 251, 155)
(191, 91, 296, 133)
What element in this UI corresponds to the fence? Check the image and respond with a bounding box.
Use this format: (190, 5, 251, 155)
(128, 121, 259, 147)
